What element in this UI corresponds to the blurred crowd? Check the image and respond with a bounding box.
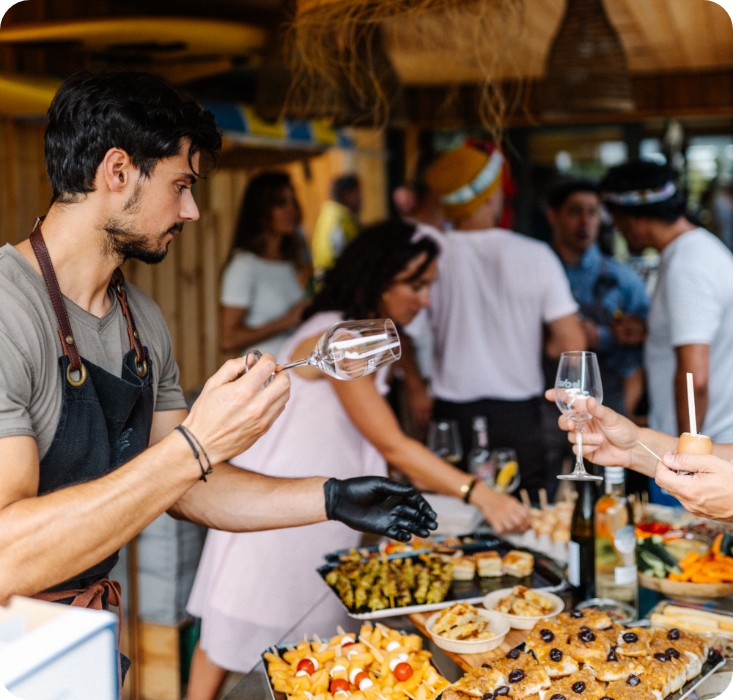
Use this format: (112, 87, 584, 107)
(188, 140, 733, 695)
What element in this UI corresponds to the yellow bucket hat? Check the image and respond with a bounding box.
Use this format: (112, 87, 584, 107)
(426, 144, 504, 221)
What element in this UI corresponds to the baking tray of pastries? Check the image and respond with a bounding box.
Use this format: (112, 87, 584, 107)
(318, 536, 565, 620)
(439, 607, 725, 700)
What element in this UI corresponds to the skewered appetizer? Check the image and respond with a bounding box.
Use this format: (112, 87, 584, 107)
(264, 622, 450, 700)
(324, 553, 453, 612)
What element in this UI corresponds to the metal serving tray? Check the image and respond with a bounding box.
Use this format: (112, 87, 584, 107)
(317, 535, 566, 620)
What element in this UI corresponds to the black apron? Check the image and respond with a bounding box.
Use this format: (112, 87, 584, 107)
(28, 222, 154, 690)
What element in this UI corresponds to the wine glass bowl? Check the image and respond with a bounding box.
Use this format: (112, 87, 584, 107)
(555, 351, 604, 482)
(427, 420, 463, 465)
(244, 319, 401, 383)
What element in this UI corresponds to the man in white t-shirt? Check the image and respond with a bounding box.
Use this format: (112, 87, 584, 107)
(601, 162, 733, 504)
(425, 144, 586, 499)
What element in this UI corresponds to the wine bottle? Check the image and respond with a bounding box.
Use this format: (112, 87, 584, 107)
(595, 467, 638, 607)
(467, 416, 493, 486)
(568, 475, 598, 600)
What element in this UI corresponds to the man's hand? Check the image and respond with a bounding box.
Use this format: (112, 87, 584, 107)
(656, 452, 733, 522)
(323, 477, 438, 542)
(182, 354, 290, 466)
(611, 314, 646, 346)
(473, 484, 530, 534)
(545, 390, 640, 469)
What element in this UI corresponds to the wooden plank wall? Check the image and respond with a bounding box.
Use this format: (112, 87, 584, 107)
(0, 118, 387, 393)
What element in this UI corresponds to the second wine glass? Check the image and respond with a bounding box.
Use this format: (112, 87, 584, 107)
(555, 350, 604, 482)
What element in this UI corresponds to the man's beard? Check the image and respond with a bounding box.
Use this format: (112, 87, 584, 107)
(103, 220, 183, 265)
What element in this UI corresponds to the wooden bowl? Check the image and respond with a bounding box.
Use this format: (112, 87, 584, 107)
(639, 572, 733, 599)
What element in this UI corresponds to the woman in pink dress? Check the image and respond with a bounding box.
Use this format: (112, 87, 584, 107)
(187, 220, 530, 699)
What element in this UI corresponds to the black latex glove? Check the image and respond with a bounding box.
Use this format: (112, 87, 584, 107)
(324, 477, 438, 542)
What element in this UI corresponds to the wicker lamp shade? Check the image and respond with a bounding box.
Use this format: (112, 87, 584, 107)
(544, 0, 634, 114)
(288, 0, 524, 128)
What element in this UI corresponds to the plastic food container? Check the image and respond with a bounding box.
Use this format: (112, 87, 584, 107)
(575, 598, 637, 625)
(482, 588, 564, 630)
(425, 608, 510, 654)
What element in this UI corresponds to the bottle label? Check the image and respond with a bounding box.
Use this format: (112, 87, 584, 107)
(568, 540, 581, 587)
(614, 565, 637, 586)
(614, 525, 636, 554)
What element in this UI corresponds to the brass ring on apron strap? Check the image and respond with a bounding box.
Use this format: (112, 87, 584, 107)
(136, 359, 148, 378)
(66, 361, 88, 387)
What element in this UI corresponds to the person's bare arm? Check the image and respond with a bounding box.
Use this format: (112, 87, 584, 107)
(544, 313, 587, 359)
(0, 355, 289, 604)
(330, 376, 529, 534)
(219, 302, 309, 353)
(397, 336, 433, 430)
(674, 344, 710, 434)
(153, 408, 328, 532)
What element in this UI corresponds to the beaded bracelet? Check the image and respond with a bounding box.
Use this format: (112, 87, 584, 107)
(175, 425, 213, 482)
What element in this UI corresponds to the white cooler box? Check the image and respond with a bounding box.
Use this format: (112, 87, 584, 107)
(0, 596, 117, 700)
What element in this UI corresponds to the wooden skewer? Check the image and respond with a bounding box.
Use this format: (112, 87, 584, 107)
(687, 372, 698, 435)
(520, 488, 531, 509)
(539, 488, 548, 510)
(637, 440, 663, 463)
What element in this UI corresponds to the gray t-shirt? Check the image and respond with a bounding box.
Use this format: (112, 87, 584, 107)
(646, 228, 733, 441)
(0, 244, 187, 460)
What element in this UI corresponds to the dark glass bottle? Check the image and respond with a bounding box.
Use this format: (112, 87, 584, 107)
(568, 476, 598, 600)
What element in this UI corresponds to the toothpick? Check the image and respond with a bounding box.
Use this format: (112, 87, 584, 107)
(687, 372, 698, 435)
(539, 488, 548, 511)
(637, 440, 663, 463)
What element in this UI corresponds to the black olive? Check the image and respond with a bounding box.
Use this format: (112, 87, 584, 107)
(572, 681, 586, 693)
(482, 694, 494, 700)
(570, 610, 584, 619)
(666, 647, 680, 659)
(494, 686, 510, 696)
(600, 697, 616, 700)
(506, 648, 521, 660)
(549, 648, 563, 662)
(654, 652, 669, 662)
(607, 650, 618, 662)
(622, 632, 638, 644)
(580, 625, 591, 632)
(578, 630, 596, 643)
(626, 674, 641, 686)
(667, 628, 680, 640)
(481, 663, 492, 669)
(550, 695, 567, 700)
(540, 629, 555, 642)
(508, 669, 525, 684)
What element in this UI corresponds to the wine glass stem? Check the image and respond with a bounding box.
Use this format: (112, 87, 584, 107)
(576, 429, 584, 470)
(275, 357, 310, 372)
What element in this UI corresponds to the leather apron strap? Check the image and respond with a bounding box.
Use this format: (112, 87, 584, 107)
(35, 579, 124, 694)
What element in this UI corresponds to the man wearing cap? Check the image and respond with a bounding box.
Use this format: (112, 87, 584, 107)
(599, 161, 733, 503)
(426, 144, 585, 500)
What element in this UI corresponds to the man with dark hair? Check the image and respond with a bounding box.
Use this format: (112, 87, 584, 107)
(600, 161, 733, 502)
(312, 173, 361, 279)
(546, 177, 649, 415)
(0, 70, 435, 686)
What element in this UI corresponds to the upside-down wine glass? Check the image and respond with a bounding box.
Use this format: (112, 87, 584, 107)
(555, 351, 604, 482)
(245, 319, 401, 381)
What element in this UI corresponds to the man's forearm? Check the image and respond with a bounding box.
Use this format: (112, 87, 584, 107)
(169, 462, 328, 532)
(0, 432, 198, 603)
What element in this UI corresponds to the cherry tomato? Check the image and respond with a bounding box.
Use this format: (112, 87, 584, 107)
(330, 678, 350, 694)
(393, 662, 413, 681)
(385, 542, 398, 554)
(341, 640, 355, 648)
(296, 658, 315, 675)
(354, 671, 370, 687)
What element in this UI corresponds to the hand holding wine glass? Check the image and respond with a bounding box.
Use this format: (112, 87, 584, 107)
(555, 351, 604, 482)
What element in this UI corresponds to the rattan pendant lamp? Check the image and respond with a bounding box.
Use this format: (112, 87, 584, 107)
(544, 0, 634, 115)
